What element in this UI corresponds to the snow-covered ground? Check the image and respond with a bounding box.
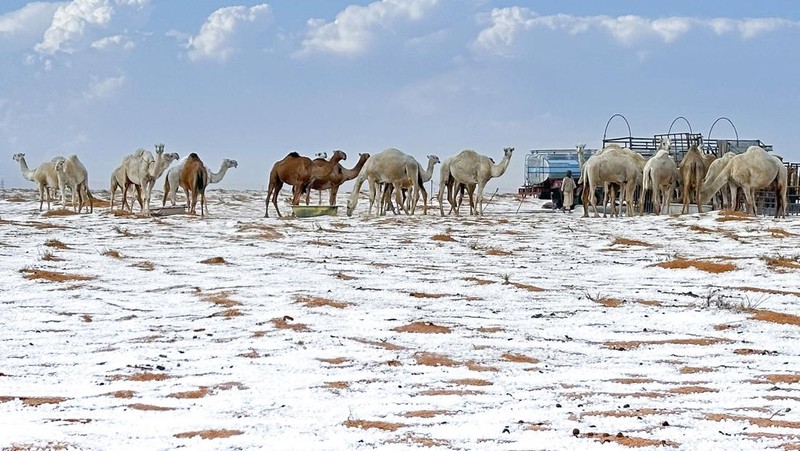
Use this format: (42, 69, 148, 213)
(1, 188, 800, 450)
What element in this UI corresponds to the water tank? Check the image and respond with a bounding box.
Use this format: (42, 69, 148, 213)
(525, 151, 581, 186)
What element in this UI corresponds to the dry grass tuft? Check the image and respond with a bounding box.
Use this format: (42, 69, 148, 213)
(318, 357, 349, 365)
(108, 372, 171, 382)
(449, 378, 493, 386)
(343, 420, 405, 432)
(108, 390, 135, 398)
(511, 282, 545, 292)
(414, 352, 460, 367)
(465, 360, 499, 372)
(486, 249, 512, 256)
(20, 268, 93, 283)
(0, 397, 69, 406)
(200, 256, 226, 264)
(270, 316, 310, 332)
(131, 261, 155, 271)
(689, 224, 715, 233)
(477, 326, 504, 333)
(653, 258, 736, 273)
(201, 291, 242, 308)
(464, 276, 495, 285)
(128, 403, 176, 411)
(668, 385, 717, 394)
(593, 297, 624, 308)
(737, 286, 800, 297)
(324, 381, 350, 389)
(762, 374, 800, 384)
(502, 353, 540, 364)
(42, 209, 77, 217)
(680, 366, 713, 374)
(612, 237, 653, 247)
(40, 251, 62, 262)
(44, 239, 69, 249)
(335, 272, 357, 280)
(350, 337, 405, 351)
(768, 228, 796, 238)
(409, 291, 447, 298)
(102, 249, 123, 258)
(605, 338, 730, 350)
(236, 223, 283, 239)
(169, 387, 211, 399)
(212, 308, 243, 318)
(763, 256, 800, 271)
(716, 209, 754, 221)
(706, 413, 800, 429)
(431, 234, 455, 242)
(402, 410, 450, 418)
(293, 295, 351, 309)
(174, 429, 244, 439)
(392, 322, 451, 334)
(418, 389, 484, 396)
(584, 432, 679, 448)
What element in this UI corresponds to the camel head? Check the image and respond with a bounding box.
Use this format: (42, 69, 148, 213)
(331, 149, 347, 162)
(54, 159, 65, 172)
(358, 153, 370, 163)
(427, 155, 441, 165)
(165, 152, 180, 163)
(503, 147, 514, 158)
(12, 153, 25, 162)
(223, 159, 238, 169)
(154, 143, 165, 155)
(658, 137, 672, 152)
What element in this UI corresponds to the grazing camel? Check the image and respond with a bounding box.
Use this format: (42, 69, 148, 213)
(700, 146, 788, 218)
(346, 148, 424, 216)
(678, 144, 709, 214)
(579, 145, 641, 218)
(306, 152, 370, 206)
(447, 147, 514, 216)
(265, 152, 315, 218)
(383, 154, 439, 214)
(180, 153, 209, 216)
(641, 139, 678, 215)
(701, 152, 736, 210)
(12, 153, 65, 211)
(54, 155, 93, 213)
(163, 158, 238, 209)
(121, 144, 179, 216)
(303, 150, 347, 205)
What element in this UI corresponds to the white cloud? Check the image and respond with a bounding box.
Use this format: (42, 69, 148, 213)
(35, 0, 114, 55)
(297, 0, 439, 57)
(91, 34, 134, 50)
(187, 4, 271, 63)
(0, 2, 61, 35)
(472, 8, 800, 56)
(114, 0, 148, 8)
(84, 75, 126, 100)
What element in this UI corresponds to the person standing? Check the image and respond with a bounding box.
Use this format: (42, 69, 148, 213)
(561, 170, 576, 212)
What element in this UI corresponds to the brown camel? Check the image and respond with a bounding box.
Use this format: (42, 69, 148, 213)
(180, 153, 209, 216)
(306, 152, 370, 206)
(303, 150, 347, 205)
(265, 152, 314, 218)
(678, 144, 708, 214)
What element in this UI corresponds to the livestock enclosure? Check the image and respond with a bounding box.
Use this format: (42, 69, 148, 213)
(2, 188, 800, 450)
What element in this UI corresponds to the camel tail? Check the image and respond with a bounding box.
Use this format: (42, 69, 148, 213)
(642, 164, 652, 191)
(699, 160, 732, 206)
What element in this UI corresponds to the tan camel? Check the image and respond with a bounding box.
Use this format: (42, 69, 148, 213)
(110, 149, 145, 211)
(265, 152, 315, 218)
(121, 144, 179, 216)
(578, 145, 641, 218)
(447, 147, 513, 216)
(678, 144, 709, 214)
(164, 158, 238, 208)
(306, 152, 370, 206)
(346, 148, 424, 216)
(180, 153, 209, 216)
(641, 138, 678, 215)
(383, 154, 439, 214)
(303, 150, 347, 205)
(700, 146, 788, 218)
(12, 153, 65, 211)
(54, 155, 93, 213)
(701, 152, 736, 210)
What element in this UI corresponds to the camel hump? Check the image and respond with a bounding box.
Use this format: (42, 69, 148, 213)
(188, 152, 200, 160)
(287, 151, 301, 158)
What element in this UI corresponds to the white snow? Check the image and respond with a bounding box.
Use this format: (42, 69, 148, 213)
(1, 188, 799, 450)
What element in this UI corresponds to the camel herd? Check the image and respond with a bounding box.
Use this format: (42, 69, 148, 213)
(578, 138, 789, 218)
(12, 144, 238, 217)
(10, 139, 790, 219)
(263, 147, 514, 218)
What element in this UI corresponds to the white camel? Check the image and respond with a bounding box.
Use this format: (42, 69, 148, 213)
(701, 152, 736, 210)
(346, 148, 424, 216)
(383, 154, 439, 214)
(678, 144, 709, 214)
(12, 153, 65, 211)
(436, 157, 471, 216)
(641, 138, 678, 215)
(121, 144, 179, 216)
(579, 145, 642, 218)
(447, 147, 514, 216)
(163, 157, 238, 211)
(700, 146, 788, 218)
(54, 155, 93, 213)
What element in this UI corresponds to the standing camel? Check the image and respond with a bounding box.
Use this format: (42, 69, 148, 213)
(578, 145, 641, 218)
(163, 158, 238, 209)
(180, 153, 209, 216)
(383, 154, 439, 214)
(346, 148, 424, 216)
(701, 152, 736, 210)
(265, 152, 315, 218)
(306, 152, 370, 206)
(447, 147, 513, 216)
(111, 149, 145, 211)
(678, 144, 709, 214)
(700, 146, 788, 218)
(121, 144, 179, 216)
(12, 153, 65, 211)
(303, 150, 347, 205)
(641, 138, 678, 215)
(54, 155, 93, 213)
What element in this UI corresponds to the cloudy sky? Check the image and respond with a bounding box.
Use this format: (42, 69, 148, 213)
(2, 0, 799, 192)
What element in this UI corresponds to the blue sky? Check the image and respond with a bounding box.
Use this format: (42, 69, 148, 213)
(2, 0, 799, 192)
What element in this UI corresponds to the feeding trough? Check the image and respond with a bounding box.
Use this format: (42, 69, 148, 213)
(291, 205, 339, 218)
(150, 205, 186, 217)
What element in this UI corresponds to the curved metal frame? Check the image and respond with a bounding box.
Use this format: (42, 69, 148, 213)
(603, 113, 632, 141)
(668, 116, 693, 135)
(708, 116, 739, 142)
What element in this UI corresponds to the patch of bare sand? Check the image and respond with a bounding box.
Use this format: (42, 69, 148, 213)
(270, 316, 309, 332)
(20, 268, 93, 282)
(465, 360, 498, 372)
(409, 291, 448, 298)
(652, 259, 736, 273)
(449, 378, 493, 386)
(199, 256, 226, 264)
(402, 410, 451, 418)
(108, 372, 171, 382)
(593, 298, 624, 308)
(128, 403, 176, 411)
(318, 357, 349, 365)
(343, 420, 405, 432)
(581, 432, 678, 448)
(612, 237, 654, 247)
(414, 352, 460, 367)
(737, 286, 800, 297)
(510, 282, 545, 292)
(706, 413, 800, 429)
(748, 309, 800, 326)
(350, 337, 405, 351)
(0, 397, 67, 406)
(168, 387, 211, 399)
(605, 338, 729, 350)
(392, 322, 451, 334)
(293, 294, 351, 309)
(502, 353, 539, 364)
(174, 429, 244, 439)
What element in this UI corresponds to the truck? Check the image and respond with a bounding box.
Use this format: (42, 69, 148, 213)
(518, 148, 595, 204)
